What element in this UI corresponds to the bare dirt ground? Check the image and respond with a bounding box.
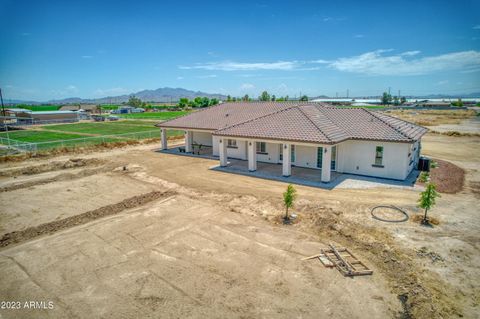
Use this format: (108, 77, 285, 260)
(0, 116, 479, 318)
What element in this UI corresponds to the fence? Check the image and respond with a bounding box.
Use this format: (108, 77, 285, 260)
(0, 137, 37, 155)
(0, 130, 161, 156)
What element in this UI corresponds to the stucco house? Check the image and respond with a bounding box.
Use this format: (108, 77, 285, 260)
(157, 102, 427, 182)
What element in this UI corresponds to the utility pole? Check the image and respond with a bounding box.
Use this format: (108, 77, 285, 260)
(388, 87, 391, 95)
(347, 89, 349, 98)
(336, 92, 338, 98)
(398, 90, 401, 97)
(0, 88, 5, 117)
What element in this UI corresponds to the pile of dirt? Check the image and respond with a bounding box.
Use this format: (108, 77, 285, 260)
(0, 158, 104, 177)
(287, 202, 463, 319)
(422, 159, 465, 194)
(0, 190, 176, 248)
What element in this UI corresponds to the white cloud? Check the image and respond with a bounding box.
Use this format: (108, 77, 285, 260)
(81, 55, 93, 59)
(196, 74, 217, 78)
(21, 32, 30, 36)
(329, 50, 480, 75)
(179, 61, 299, 71)
(309, 59, 330, 64)
(473, 25, 480, 30)
(176, 76, 184, 80)
(353, 34, 364, 38)
(436, 80, 448, 85)
(240, 83, 255, 90)
(401, 50, 421, 56)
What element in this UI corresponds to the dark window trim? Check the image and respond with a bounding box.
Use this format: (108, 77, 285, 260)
(371, 164, 384, 168)
(256, 151, 268, 155)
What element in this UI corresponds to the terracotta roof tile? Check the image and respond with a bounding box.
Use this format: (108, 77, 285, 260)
(158, 102, 428, 144)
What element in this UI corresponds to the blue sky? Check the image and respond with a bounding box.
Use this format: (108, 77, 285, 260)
(0, 0, 479, 101)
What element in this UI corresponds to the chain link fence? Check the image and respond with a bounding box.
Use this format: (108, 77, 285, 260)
(0, 130, 160, 156)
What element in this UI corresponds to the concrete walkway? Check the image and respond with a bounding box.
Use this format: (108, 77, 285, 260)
(212, 159, 421, 191)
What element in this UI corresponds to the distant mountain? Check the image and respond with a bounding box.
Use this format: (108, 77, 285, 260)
(5, 87, 227, 105)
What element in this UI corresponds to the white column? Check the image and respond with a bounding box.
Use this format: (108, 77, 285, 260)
(161, 129, 167, 150)
(282, 143, 291, 177)
(185, 131, 193, 153)
(247, 140, 257, 171)
(321, 145, 332, 182)
(219, 138, 228, 166)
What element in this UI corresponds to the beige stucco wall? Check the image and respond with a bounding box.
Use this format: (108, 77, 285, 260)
(192, 131, 213, 146)
(336, 140, 411, 180)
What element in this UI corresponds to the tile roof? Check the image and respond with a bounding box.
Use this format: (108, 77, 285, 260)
(158, 102, 427, 144)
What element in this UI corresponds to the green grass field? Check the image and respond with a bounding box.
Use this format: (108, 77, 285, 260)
(115, 111, 189, 120)
(14, 104, 62, 111)
(1, 121, 184, 152)
(0, 130, 87, 143)
(42, 122, 158, 135)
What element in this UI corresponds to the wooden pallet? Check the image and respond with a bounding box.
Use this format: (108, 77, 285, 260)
(302, 244, 373, 277)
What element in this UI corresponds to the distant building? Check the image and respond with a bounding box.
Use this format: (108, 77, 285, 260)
(60, 104, 99, 113)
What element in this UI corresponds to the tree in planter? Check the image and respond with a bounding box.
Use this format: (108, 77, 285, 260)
(283, 184, 297, 222)
(418, 183, 440, 225)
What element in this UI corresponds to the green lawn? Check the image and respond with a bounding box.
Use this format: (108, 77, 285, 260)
(42, 122, 158, 135)
(0, 130, 87, 143)
(116, 111, 189, 120)
(14, 104, 62, 111)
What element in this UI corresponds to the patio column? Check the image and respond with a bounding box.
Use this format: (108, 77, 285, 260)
(185, 130, 193, 153)
(161, 128, 168, 150)
(219, 138, 228, 167)
(247, 140, 257, 171)
(321, 145, 332, 182)
(282, 143, 291, 177)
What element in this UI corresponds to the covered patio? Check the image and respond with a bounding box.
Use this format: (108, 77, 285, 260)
(213, 158, 339, 187)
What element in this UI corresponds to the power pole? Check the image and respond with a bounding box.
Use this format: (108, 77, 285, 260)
(388, 87, 391, 95)
(347, 89, 349, 98)
(0, 88, 5, 116)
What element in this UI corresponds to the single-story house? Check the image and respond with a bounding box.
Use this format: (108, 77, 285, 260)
(156, 102, 427, 182)
(30, 111, 79, 123)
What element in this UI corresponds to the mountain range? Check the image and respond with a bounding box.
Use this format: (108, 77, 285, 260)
(5, 87, 227, 105)
(4, 88, 480, 105)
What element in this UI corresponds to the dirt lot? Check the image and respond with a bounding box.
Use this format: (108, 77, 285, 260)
(0, 116, 479, 318)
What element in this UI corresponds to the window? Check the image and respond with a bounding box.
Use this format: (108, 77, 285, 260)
(227, 139, 237, 148)
(374, 146, 384, 166)
(317, 147, 323, 168)
(256, 142, 266, 154)
(291, 145, 295, 162)
(279, 144, 283, 161)
(331, 146, 337, 170)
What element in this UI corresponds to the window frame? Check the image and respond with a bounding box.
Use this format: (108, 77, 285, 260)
(373, 146, 384, 167)
(227, 139, 237, 149)
(256, 142, 267, 154)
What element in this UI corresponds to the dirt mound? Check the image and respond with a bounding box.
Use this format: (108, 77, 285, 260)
(0, 158, 104, 177)
(0, 190, 175, 248)
(292, 201, 462, 319)
(418, 159, 465, 194)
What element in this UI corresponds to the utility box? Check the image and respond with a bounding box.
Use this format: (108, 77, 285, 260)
(418, 156, 431, 172)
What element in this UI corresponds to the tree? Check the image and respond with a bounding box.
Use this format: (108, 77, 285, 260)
(178, 98, 189, 108)
(418, 183, 440, 225)
(227, 95, 232, 102)
(242, 94, 249, 101)
(299, 95, 308, 101)
(393, 96, 400, 105)
(451, 98, 463, 107)
(271, 95, 276, 101)
(285, 95, 289, 101)
(381, 92, 392, 105)
(259, 91, 270, 101)
(283, 184, 297, 222)
(209, 98, 219, 106)
(128, 95, 144, 108)
(400, 96, 407, 104)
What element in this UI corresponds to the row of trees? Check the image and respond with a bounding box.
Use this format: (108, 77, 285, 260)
(381, 92, 407, 105)
(177, 97, 219, 108)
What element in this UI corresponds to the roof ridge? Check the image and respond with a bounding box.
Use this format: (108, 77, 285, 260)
(363, 109, 412, 140)
(215, 104, 300, 132)
(295, 105, 333, 142)
(155, 102, 224, 127)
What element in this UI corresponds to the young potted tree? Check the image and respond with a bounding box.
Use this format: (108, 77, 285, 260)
(418, 183, 440, 226)
(283, 184, 297, 224)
